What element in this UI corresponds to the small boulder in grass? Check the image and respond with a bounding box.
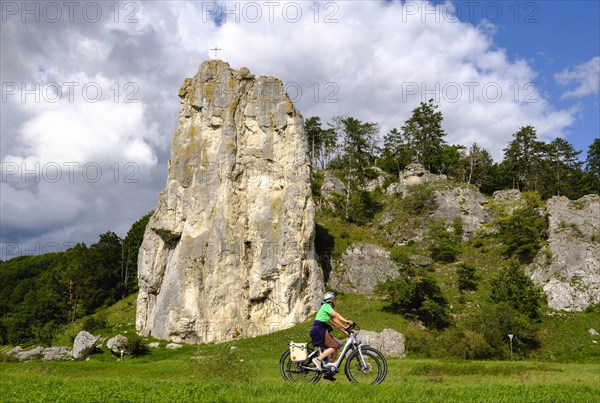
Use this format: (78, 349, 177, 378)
(71, 331, 99, 360)
(107, 335, 129, 355)
(166, 343, 182, 349)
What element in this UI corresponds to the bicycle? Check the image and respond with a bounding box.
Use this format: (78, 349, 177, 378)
(279, 323, 387, 384)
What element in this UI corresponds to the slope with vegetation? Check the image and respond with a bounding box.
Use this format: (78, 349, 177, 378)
(1, 100, 598, 363)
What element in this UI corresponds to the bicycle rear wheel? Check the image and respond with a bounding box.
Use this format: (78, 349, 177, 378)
(279, 348, 322, 383)
(344, 346, 387, 384)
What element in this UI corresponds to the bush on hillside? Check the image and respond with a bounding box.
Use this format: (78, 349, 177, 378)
(376, 270, 451, 330)
(490, 260, 544, 321)
(497, 192, 547, 264)
(427, 218, 461, 263)
(456, 263, 478, 292)
(126, 334, 149, 357)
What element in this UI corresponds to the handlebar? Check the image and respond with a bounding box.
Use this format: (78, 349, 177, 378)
(345, 322, 357, 333)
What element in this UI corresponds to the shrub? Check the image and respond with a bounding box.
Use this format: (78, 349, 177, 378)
(82, 316, 108, 333)
(428, 219, 461, 263)
(390, 247, 411, 267)
(490, 260, 543, 321)
(497, 201, 547, 264)
(442, 327, 495, 360)
(469, 303, 541, 358)
(401, 184, 436, 215)
(377, 270, 451, 330)
(311, 171, 324, 198)
(347, 190, 379, 224)
(456, 263, 478, 292)
(125, 334, 149, 357)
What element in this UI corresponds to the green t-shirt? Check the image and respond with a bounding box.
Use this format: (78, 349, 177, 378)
(315, 302, 334, 323)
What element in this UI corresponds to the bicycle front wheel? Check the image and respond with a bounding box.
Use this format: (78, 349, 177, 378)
(344, 346, 387, 384)
(279, 349, 322, 383)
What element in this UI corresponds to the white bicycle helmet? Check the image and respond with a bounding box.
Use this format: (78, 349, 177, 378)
(323, 291, 336, 304)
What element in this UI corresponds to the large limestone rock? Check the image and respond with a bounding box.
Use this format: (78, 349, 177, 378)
(328, 243, 398, 294)
(359, 328, 406, 358)
(136, 60, 323, 343)
(527, 195, 600, 311)
(431, 186, 489, 234)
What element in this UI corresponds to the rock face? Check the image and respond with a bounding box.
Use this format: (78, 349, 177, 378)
(527, 195, 600, 312)
(328, 243, 398, 294)
(71, 331, 98, 359)
(431, 186, 489, 234)
(386, 163, 446, 195)
(136, 60, 323, 343)
(359, 328, 406, 358)
(319, 171, 347, 210)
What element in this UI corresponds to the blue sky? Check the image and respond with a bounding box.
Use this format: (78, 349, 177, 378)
(1, 0, 599, 258)
(448, 0, 599, 154)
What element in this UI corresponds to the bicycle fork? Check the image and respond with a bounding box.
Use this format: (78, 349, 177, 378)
(356, 345, 371, 372)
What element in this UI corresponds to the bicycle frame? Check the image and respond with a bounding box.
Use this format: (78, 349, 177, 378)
(304, 330, 362, 373)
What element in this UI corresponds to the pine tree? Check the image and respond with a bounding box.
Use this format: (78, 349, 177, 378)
(543, 138, 582, 198)
(305, 116, 337, 169)
(401, 99, 447, 173)
(331, 116, 379, 219)
(502, 126, 545, 191)
(463, 143, 494, 188)
(380, 128, 413, 179)
(586, 138, 600, 177)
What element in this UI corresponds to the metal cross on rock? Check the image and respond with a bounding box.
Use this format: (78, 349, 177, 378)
(211, 47, 222, 58)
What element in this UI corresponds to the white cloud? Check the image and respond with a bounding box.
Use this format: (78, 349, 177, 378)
(200, 1, 573, 159)
(0, 0, 589, 251)
(4, 97, 157, 168)
(555, 56, 600, 99)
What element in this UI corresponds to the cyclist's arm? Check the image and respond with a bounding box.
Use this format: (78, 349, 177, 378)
(331, 310, 352, 325)
(330, 317, 348, 335)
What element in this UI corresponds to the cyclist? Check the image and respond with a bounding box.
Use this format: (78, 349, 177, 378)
(309, 291, 352, 380)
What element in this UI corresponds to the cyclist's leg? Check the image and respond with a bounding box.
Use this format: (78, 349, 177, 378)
(323, 332, 340, 361)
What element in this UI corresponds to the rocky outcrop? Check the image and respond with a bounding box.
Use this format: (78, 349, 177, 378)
(328, 243, 398, 293)
(527, 195, 600, 312)
(7, 346, 71, 362)
(359, 328, 405, 358)
(319, 171, 347, 210)
(363, 167, 388, 192)
(71, 331, 99, 359)
(491, 189, 526, 215)
(136, 60, 323, 344)
(386, 163, 446, 195)
(431, 186, 489, 234)
(43, 347, 71, 361)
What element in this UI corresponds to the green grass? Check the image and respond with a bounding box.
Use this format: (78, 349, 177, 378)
(2, 355, 598, 402)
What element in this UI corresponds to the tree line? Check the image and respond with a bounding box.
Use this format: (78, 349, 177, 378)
(306, 99, 600, 201)
(0, 213, 151, 346)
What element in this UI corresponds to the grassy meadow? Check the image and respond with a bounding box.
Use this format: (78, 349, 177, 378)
(2, 294, 599, 402)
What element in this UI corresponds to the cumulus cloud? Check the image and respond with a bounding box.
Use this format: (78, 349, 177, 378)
(555, 56, 600, 99)
(0, 0, 587, 255)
